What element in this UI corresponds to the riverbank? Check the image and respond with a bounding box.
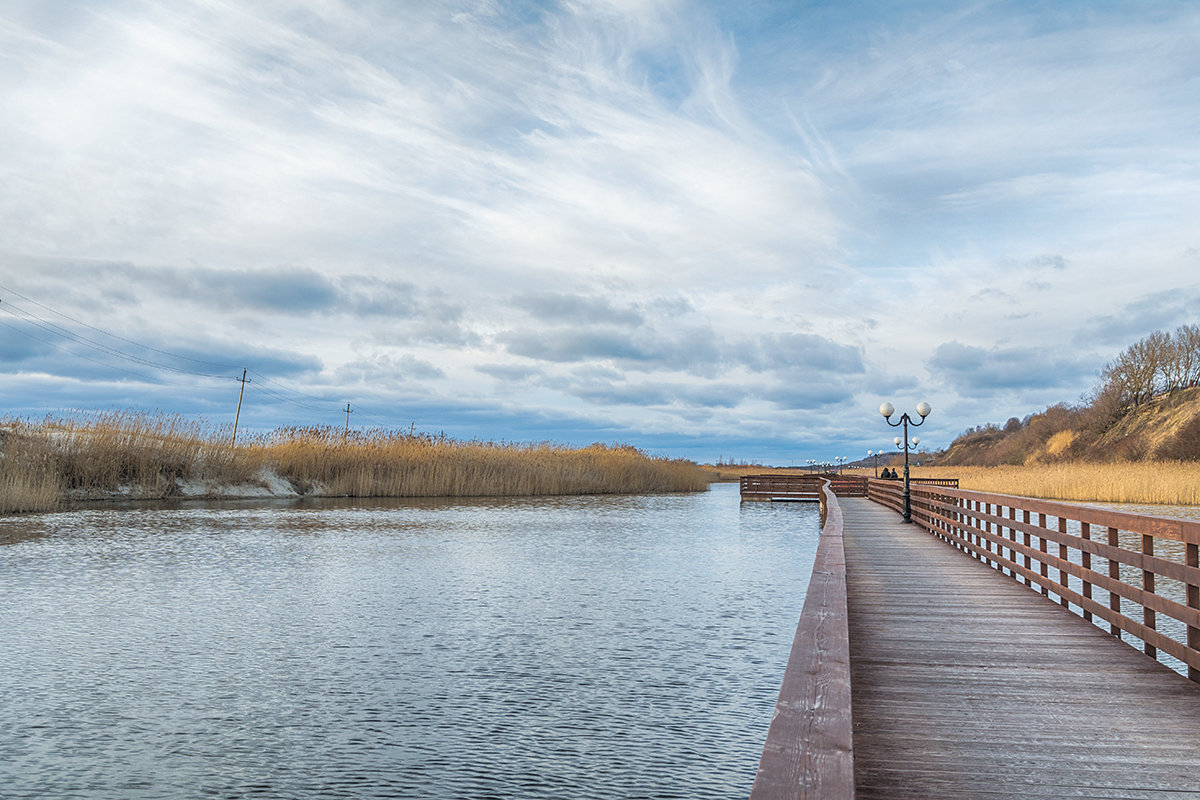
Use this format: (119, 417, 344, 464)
(0, 413, 711, 515)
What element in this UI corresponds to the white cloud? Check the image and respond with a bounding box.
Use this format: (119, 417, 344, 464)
(0, 0, 1197, 461)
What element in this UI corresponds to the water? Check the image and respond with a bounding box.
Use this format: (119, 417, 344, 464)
(0, 483, 819, 799)
(1083, 500, 1200, 523)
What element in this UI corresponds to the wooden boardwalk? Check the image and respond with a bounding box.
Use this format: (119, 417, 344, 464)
(840, 497, 1200, 799)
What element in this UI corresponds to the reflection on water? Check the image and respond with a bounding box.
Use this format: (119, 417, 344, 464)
(0, 483, 819, 799)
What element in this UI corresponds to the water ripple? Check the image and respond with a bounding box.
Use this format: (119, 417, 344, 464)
(1, 484, 818, 799)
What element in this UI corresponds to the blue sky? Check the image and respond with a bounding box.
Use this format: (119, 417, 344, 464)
(1, 0, 1197, 464)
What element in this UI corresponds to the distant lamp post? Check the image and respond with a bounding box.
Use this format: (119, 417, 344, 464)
(835, 456, 847, 474)
(868, 449, 880, 477)
(880, 401, 932, 524)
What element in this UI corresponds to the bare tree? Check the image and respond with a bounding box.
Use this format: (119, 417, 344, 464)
(1122, 333, 1167, 404)
(1160, 330, 1189, 392)
(1097, 325, 1200, 411)
(1100, 351, 1139, 407)
(1145, 330, 1174, 395)
(1177, 324, 1200, 387)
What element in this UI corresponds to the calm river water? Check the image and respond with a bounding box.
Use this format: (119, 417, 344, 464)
(0, 482, 818, 799)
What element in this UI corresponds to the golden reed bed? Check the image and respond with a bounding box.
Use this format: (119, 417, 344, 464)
(0, 412, 709, 515)
(700, 462, 1200, 507)
(906, 463, 1200, 506)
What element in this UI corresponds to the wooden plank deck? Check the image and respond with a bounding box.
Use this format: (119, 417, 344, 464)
(840, 497, 1200, 799)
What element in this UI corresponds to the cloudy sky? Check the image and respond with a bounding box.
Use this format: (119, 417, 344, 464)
(1, 0, 1197, 464)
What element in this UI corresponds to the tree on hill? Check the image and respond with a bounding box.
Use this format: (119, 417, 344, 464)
(1098, 324, 1200, 410)
(938, 323, 1200, 465)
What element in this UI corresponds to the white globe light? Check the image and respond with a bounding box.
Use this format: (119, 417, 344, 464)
(916, 401, 931, 418)
(911, 436, 920, 446)
(879, 402, 895, 418)
(894, 436, 902, 447)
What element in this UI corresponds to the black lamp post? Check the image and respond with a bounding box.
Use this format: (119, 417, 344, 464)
(880, 401, 931, 523)
(867, 449, 880, 477)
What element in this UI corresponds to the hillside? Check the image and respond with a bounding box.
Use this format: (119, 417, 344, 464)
(936, 386, 1200, 466)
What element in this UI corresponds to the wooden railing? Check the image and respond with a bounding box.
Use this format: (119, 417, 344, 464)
(751, 479, 854, 799)
(742, 474, 823, 501)
(742, 474, 868, 501)
(868, 478, 1200, 681)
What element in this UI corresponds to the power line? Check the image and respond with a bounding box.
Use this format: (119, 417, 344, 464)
(0, 315, 227, 386)
(0, 300, 231, 379)
(0, 282, 239, 371)
(248, 381, 340, 417)
(246, 369, 339, 405)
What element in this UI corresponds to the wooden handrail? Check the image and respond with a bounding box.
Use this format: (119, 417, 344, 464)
(867, 479, 1200, 681)
(750, 480, 855, 799)
(742, 474, 869, 500)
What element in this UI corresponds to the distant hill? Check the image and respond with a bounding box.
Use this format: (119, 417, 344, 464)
(935, 386, 1200, 466)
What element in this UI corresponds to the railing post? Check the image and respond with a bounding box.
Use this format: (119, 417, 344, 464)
(969, 500, 978, 557)
(1058, 517, 1070, 608)
(977, 500, 985, 559)
(1001, 504, 1012, 577)
(1001, 505, 1012, 579)
(1189, 542, 1199, 683)
(955, 495, 963, 547)
(1081, 522, 1092, 623)
(1108, 526, 1121, 637)
(1022, 509, 1031, 587)
(1143, 534, 1157, 660)
(1038, 513, 1050, 597)
(989, 503, 998, 570)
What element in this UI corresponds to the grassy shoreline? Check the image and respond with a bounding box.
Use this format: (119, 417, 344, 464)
(0, 413, 711, 515)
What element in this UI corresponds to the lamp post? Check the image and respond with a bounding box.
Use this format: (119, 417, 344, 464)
(868, 449, 879, 477)
(880, 401, 931, 523)
(835, 456, 847, 474)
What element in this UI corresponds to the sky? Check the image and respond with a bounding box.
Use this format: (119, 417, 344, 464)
(1, 0, 1198, 465)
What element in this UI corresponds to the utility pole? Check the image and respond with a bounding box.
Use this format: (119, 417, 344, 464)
(232, 369, 250, 446)
(343, 402, 352, 441)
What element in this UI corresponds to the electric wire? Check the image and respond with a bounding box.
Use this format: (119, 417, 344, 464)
(0, 316, 223, 386)
(0, 282, 240, 371)
(245, 369, 337, 405)
(248, 381, 341, 418)
(0, 301, 232, 380)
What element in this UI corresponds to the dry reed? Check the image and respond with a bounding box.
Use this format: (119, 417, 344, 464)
(697, 464, 812, 482)
(0, 413, 709, 515)
(257, 426, 707, 497)
(909, 462, 1200, 506)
